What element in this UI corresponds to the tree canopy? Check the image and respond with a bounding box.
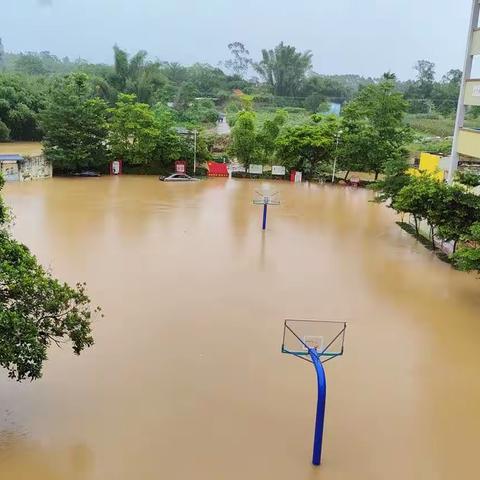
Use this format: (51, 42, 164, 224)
(40, 73, 109, 173)
(254, 42, 313, 96)
(108, 93, 161, 166)
(0, 174, 98, 381)
(342, 79, 412, 179)
(0, 73, 46, 140)
(276, 115, 340, 177)
(229, 110, 257, 168)
(224, 42, 251, 78)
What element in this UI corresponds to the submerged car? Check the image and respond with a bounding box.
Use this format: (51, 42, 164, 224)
(73, 171, 101, 177)
(160, 173, 199, 182)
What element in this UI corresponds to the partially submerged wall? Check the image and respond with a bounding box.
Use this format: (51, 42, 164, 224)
(19, 155, 52, 181)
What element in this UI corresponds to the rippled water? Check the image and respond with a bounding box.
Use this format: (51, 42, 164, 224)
(1, 176, 480, 479)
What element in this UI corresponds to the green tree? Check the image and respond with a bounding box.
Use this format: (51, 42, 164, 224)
(392, 175, 480, 251)
(162, 62, 189, 85)
(393, 174, 443, 237)
(176, 130, 211, 173)
(275, 115, 340, 177)
(432, 69, 462, 115)
(41, 73, 109, 173)
(186, 63, 228, 97)
(224, 42, 252, 78)
(254, 42, 312, 96)
(342, 79, 412, 179)
(335, 119, 371, 179)
(372, 156, 412, 203)
(0, 73, 46, 140)
(110, 46, 170, 105)
(14, 53, 47, 75)
(256, 109, 287, 164)
(405, 60, 436, 113)
(304, 93, 330, 114)
(108, 94, 160, 166)
(0, 175, 97, 381)
(453, 223, 480, 272)
(229, 110, 257, 167)
(455, 170, 480, 189)
(174, 81, 198, 112)
(181, 98, 218, 125)
(382, 71, 397, 81)
(433, 185, 480, 252)
(152, 104, 183, 169)
(413, 60, 436, 98)
(301, 74, 351, 104)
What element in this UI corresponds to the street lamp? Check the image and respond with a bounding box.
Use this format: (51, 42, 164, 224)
(331, 130, 343, 183)
(193, 129, 198, 175)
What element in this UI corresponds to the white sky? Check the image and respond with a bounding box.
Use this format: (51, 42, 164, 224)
(1, 0, 476, 80)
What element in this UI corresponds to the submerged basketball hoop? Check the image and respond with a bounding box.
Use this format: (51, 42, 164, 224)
(281, 320, 347, 466)
(253, 190, 280, 230)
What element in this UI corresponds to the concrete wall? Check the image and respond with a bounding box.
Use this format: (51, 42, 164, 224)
(471, 29, 480, 55)
(464, 79, 480, 105)
(457, 128, 480, 158)
(19, 155, 52, 181)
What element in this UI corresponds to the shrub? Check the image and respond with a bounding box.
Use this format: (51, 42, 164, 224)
(195, 166, 208, 177)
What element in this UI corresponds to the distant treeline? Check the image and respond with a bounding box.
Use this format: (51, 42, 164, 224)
(0, 41, 466, 146)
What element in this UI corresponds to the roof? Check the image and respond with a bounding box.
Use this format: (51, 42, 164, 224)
(0, 154, 24, 162)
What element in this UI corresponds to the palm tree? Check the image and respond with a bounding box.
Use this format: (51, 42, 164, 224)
(254, 42, 312, 97)
(110, 46, 168, 105)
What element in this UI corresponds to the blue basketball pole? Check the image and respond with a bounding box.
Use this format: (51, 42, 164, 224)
(308, 348, 327, 466)
(262, 203, 268, 230)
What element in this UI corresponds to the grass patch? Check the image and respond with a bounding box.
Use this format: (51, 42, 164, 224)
(407, 137, 452, 157)
(405, 114, 480, 137)
(253, 108, 311, 129)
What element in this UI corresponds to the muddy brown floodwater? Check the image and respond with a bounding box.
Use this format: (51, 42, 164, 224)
(1, 176, 480, 480)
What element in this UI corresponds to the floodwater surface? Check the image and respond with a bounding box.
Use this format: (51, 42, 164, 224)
(0, 142, 43, 156)
(1, 177, 480, 480)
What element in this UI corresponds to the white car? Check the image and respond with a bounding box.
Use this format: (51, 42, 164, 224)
(160, 173, 199, 182)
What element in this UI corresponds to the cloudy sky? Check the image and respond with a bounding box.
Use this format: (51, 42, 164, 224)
(1, 0, 476, 79)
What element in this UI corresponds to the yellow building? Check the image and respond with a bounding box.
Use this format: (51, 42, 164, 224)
(408, 152, 445, 181)
(449, 1, 480, 181)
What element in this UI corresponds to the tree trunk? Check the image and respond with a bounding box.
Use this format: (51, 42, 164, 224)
(374, 171, 379, 181)
(414, 215, 419, 236)
(453, 239, 458, 254)
(344, 170, 350, 181)
(430, 225, 436, 250)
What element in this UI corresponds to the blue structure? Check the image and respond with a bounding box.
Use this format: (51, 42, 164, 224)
(253, 192, 280, 231)
(281, 319, 346, 466)
(262, 203, 268, 230)
(308, 348, 327, 465)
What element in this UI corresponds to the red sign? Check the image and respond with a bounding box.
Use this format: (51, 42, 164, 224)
(175, 160, 187, 174)
(110, 160, 123, 175)
(207, 161, 229, 177)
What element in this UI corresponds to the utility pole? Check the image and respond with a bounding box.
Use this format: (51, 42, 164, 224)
(193, 129, 198, 175)
(447, 0, 480, 183)
(331, 130, 342, 183)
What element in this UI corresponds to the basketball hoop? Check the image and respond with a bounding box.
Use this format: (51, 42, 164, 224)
(253, 190, 280, 230)
(281, 320, 347, 466)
